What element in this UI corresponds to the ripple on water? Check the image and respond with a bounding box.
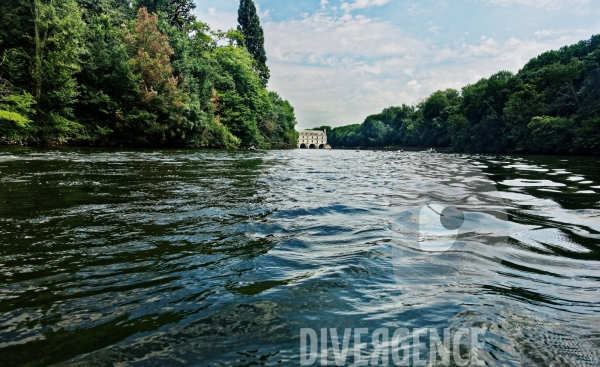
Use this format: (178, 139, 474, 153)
(0, 150, 598, 366)
(500, 178, 566, 187)
(511, 228, 592, 253)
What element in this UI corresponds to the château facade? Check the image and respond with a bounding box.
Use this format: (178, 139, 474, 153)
(298, 130, 328, 149)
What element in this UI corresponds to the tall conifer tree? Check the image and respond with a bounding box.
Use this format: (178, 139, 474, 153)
(237, 0, 270, 87)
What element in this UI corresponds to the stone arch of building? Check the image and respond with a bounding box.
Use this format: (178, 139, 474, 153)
(298, 130, 328, 149)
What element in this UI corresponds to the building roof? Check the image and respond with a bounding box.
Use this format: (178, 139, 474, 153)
(299, 130, 326, 135)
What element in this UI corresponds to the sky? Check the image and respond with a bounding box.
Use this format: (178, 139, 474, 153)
(193, 0, 600, 130)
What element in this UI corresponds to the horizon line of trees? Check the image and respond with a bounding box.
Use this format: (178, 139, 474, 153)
(316, 35, 600, 155)
(0, 0, 298, 149)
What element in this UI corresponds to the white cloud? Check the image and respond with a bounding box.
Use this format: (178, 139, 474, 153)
(194, 3, 270, 31)
(486, 0, 589, 10)
(194, 2, 600, 129)
(264, 12, 426, 66)
(534, 28, 590, 39)
(535, 29, 556, 37)
(263, 11, 597, 128)
(427, 21, 442, 34)
(340, 0, 391, 11)
(194, 8, 237, 31)
(255, 3, 270, 20)
(407, 3, 431, 14)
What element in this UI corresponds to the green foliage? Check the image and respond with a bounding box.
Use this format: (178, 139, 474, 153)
(573, 116, 600, 152)
(136, 0, 196, 28)
(237, 0, 270, 87)
(359, 119, 389, 146)
(0, 87, 35, 127)
(32, 1, 85, 102)
(77, 0, 134, 20)
(73, 12, 137, 143)
(0, 0, 296, 148)
(527, 116, 573, 153)
(0, 62, 35, 143)
(0, 110, 28, 127)
(0, 0, 86, 144)
(212, 46, 270, 147)
(328, 35, 600, 155)
(327, 124, 361, 147)
(261, 91, 298, 148)
(447, 114, 470, 151)
(121, 8, 189, 144)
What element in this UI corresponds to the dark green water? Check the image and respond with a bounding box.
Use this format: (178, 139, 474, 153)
(0, 149, 599, 366)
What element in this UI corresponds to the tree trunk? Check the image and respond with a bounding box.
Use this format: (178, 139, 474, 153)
(32, 0, 41, 103)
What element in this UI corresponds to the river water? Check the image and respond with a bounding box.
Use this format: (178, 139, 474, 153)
(0, 149, 599, 366)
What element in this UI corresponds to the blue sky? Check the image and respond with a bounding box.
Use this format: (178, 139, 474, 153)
(193, 0, 600, 129)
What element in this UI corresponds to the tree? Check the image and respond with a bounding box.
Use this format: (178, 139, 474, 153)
(260, 91, 298, 148)
(28, 0, 86, 143)
(237, 0, 269, 86)
(325, 34, 599, 155)
(0, 0, 296, 148)
(0, 71, 35, 143)
(573, 116, 600, 153)
(122, 7, 188, 144)
(416, 89, 458, 147)
(136, 0, 196, 28)
(162, 17, 242, 148)
(503, 84, 544, 151)
(360, 119, 389, 146)
(459, 71, 518, 152)
(448, 113, 471, 152)
(212, 45, 270, 147)
(76, 0, 134, 20)
(528, 116, 573, 153)
(1, 0, 86, 144)
(327, 124, 360, 148)
(73, 11, 138, 143)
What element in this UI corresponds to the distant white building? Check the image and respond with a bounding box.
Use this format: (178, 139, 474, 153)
(298, 130, 328, 149)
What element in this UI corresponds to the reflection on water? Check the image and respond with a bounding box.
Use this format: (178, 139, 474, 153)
(0, 149, 599, 366)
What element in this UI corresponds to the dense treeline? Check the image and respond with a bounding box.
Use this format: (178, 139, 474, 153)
(0, 0, 298, 148)
(319, 35, 600, 155)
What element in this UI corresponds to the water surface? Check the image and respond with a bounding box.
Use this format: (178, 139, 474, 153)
(0, 149, 599, 366)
